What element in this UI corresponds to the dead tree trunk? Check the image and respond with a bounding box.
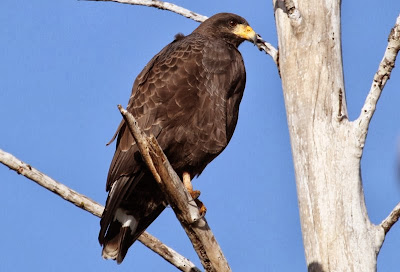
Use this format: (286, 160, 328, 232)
(274, 0, 399, 271)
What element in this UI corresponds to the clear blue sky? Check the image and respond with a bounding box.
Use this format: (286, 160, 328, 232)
(1, 0, 399, 271)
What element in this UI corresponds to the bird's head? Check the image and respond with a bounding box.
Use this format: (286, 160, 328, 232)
(194, 13, 257, 47)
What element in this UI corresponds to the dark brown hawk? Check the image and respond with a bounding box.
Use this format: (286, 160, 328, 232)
(99, 13, 257, 263)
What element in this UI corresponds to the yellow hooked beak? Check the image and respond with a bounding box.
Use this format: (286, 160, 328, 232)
(233, 24, 257, 43)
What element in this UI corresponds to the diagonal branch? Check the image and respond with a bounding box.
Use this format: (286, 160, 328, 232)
(0, 148, 104, 217)
(0, 148, 200, 272)
(83, 0, 208, 22)
(117, 105, 201, 225)
(118, 105, 231, 272)
(355, 13, 400, 148)
(380, 201, 400, 235)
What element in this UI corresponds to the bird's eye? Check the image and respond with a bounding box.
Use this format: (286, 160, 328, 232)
(229, 20, 237, 27)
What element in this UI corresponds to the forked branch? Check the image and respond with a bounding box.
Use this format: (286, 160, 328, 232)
(118, 105, 231, 272)
(355, 14, 400, 148)
(0, 148, 200, 272)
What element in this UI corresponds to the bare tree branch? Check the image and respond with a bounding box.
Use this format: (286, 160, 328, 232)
(118, 105, 231, 272)
(117, 105, 201, 225)
(380, 201, 400, 235)
(0, 148, 200, 272)
(355, 14, 400, 148)
(84, 0, 208, 22)
(0, 148, 104, 217)
(139, 232, 202, 272)
(255, 34, 279, 66)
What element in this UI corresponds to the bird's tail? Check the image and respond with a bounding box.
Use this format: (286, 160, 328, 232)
(99, 203, 167, 263)
(100, 208, 138, 264)
(99, 173, 167, 263)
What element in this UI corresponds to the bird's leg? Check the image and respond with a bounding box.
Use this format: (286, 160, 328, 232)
(183, 172, 207, 216)
(183, 172, 200, 199)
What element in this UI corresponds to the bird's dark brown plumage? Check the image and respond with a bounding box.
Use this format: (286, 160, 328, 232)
(99, 12, 257, 263)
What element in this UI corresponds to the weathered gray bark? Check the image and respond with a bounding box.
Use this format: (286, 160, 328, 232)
(273, 0, 400, 271)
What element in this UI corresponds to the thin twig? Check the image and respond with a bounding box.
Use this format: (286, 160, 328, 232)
(380, 202, 400, 234)
(118, 105, 231, 272)
(0, 148, 200, 272)
(355, 14, 400, 148)
(83, 0, 208, 22)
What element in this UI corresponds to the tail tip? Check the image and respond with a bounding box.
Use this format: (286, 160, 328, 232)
(100, 208, 138, 264)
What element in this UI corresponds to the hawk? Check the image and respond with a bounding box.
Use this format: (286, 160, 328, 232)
(99, 12, 257, 263)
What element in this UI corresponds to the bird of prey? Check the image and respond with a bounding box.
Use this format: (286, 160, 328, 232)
(99, 12, 257, 263)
